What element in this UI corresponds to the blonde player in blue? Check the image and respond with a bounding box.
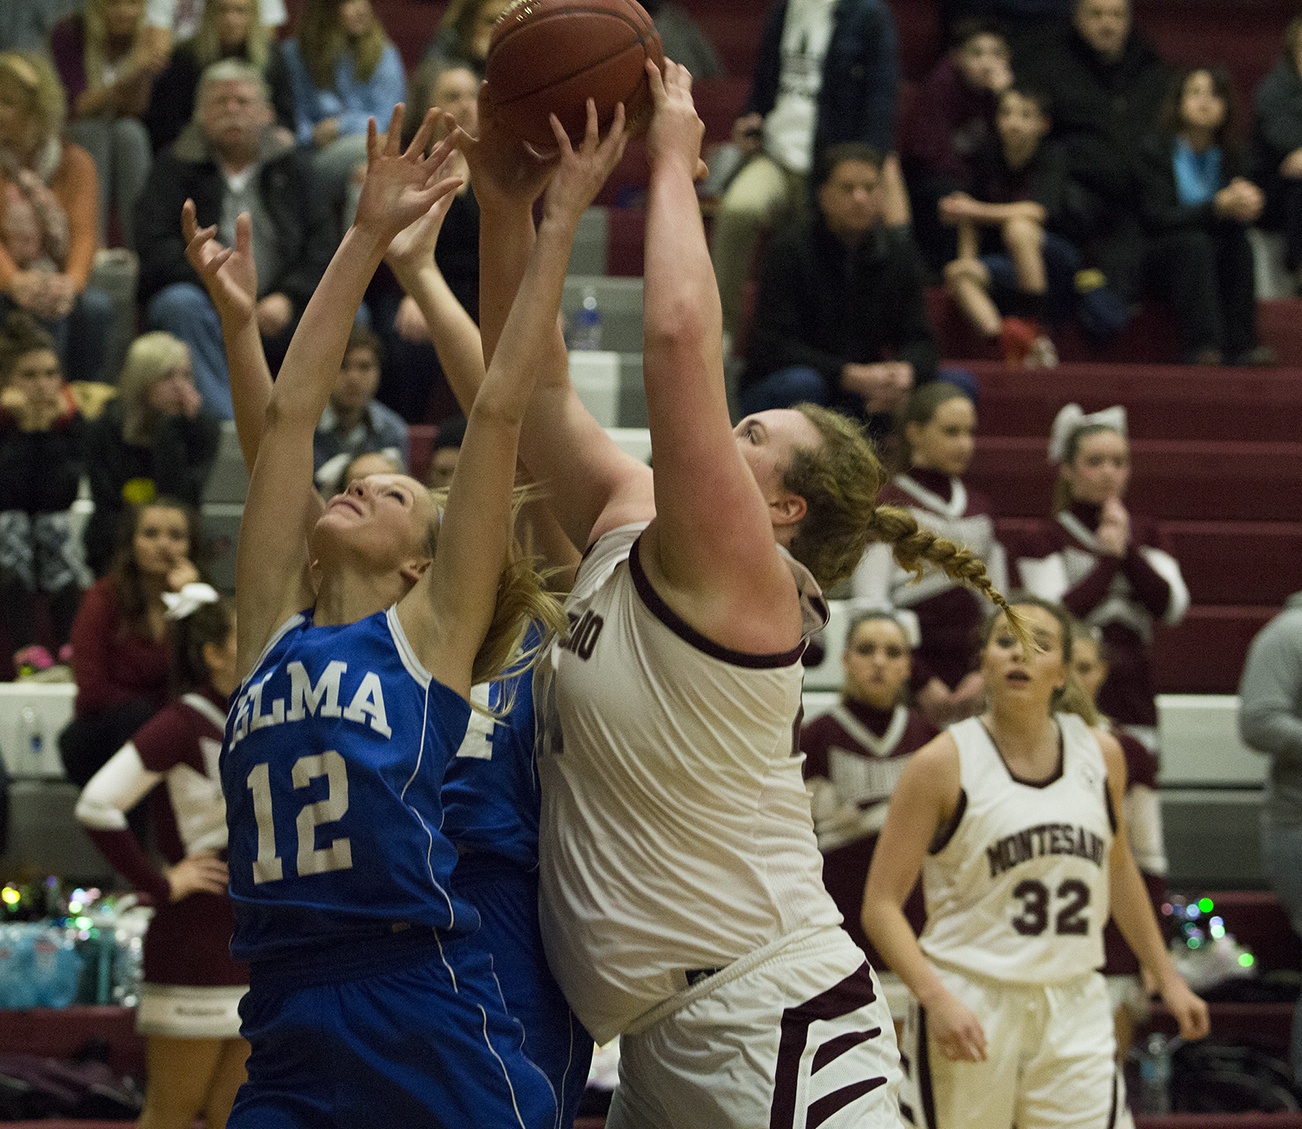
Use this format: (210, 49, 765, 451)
(862, 597, 1209, 1128)
(212, 102, 626, 1129)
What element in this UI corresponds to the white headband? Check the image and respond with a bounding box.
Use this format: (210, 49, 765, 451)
(1048, 403, 1127, 464)
(162, 582, 221, 621)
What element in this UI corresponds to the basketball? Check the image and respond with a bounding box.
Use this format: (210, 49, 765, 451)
(484, 0, 665, 151)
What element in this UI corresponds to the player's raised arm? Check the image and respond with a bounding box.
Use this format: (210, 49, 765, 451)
(399, 102, 627, 695)
(464, 89, 654, 550)
(637, 61, 803, 649)
(233, 107, 460, 675)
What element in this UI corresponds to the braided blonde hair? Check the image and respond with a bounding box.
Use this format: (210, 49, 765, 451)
(785, 403, 1028, 646)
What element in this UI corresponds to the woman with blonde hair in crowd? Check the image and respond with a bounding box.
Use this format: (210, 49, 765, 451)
(83, 330, 219, 574)
(1015, 403, 1188, 754)
(862, 595, 1208, 1128)
(49, 0, 162, 248)
(282, 0, 405, 225)
(0, 50, 116, 382)
(144, 0, 296, 154)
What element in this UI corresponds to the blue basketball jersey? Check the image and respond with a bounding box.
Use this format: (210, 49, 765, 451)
(440, 623, 543, 871)
(221, 607, 475, 963)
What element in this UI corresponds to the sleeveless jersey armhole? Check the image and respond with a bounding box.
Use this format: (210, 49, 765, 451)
(929, 788, 968, 855)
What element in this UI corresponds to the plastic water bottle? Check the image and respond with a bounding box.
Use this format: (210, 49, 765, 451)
(1135, 1033, 1174, 1114)
(18, 704, 43, 775)
(570, 285, 603, 351)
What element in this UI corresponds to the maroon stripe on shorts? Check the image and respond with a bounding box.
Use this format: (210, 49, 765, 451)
(770, 962, 885, 1129)
(811, 1028, 881, 1074)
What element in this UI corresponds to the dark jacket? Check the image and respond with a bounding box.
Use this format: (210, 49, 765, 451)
(1134, 132, 1245, 234)
(144, 39, 296, 154)
(1250, 56, 1302, 183)
(742, 217, 938, 393)
(1019, 24, 1171, 203)
(134, 129, 333, 312)
(82, 397, 220, 574)
(0, 391, 85, 515)
(744, 0, 900, 157)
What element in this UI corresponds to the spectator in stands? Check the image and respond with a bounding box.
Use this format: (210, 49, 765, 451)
(941, 83, 1075, 367)
(739, 142, 937, 439)
(940, 0, 1073, 61)
(282, 0, 404, 224)
(1238, 590, 1302, 1090)
(1017, 0, 1170, 305)
(370, 59, 479, 424)
(900, 18, 1011, 271)
(642, 0, 723, 81)
(143, 0, 295, 154)
(75, 589, 249, 1129)
(59, 496, 206, 787)
(139, 0, 287, 64)
(1136, 66, 1272, 366)
(853, 381, 1004, 726)
(0, 51, 116, 383)
(801, 609, 937, 966)
(1070, 618, 1167, 1060)
(1015, 402, 1188, 752)
(0, 312, 89, 669)
(83, 330, 219, 575)
(136, 59, 334, 420)
(710, 0, 908, 353)
(426, 413, 465, 489)
(50, 0, 161, 248)
(312, 322, 408, 492)
(1251, 16, 1302, 292)
(420, 0, 512, 78)
(0, 0, 84, 53)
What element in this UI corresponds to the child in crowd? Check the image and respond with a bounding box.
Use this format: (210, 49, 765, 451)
(901, 18, 1013, 270)
(76, 588, 249, 1129)
(941, 83, 1076, 366)
(801, 609, 937, 972)
(1137, 65, 1273, 365)
(0, 311, 88, 668)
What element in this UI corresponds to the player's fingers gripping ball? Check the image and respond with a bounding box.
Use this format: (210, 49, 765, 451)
(485, 0, 665, 152)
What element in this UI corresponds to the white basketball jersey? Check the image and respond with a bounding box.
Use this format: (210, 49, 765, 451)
(920, 714, 1114, 985)
(536, 524, 842, 1044)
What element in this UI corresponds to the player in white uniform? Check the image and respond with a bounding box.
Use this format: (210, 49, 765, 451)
(451, 62, 1021, 1128)
(862, 598, 1209, 1128)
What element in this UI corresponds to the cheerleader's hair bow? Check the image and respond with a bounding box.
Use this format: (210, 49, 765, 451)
(162, 582, 221, 620)
(1048, 403, 1127, 464)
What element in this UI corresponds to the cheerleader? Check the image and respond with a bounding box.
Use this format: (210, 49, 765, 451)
(801, 609, 937, 965)
(852, 380, 1007, 726)
(76, 587, 248, 1129)
(1015, 403, 1189, 747)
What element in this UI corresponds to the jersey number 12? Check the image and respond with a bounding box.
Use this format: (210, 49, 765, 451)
(246, 751, 354, 883)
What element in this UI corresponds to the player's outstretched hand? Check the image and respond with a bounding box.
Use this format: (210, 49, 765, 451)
(183, 199, 257, 327)
(645, 59, 708, 181)
(1160, 976, 1211, 1042)
(542, 98, 627, 227)
(454, 84, 557, 213)
(384, 152, 460, 285)
(926, 987, 989, 1063)
(354, 104, 463, 243)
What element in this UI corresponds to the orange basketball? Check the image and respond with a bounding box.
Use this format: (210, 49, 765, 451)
(484, 0, 664, 151)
